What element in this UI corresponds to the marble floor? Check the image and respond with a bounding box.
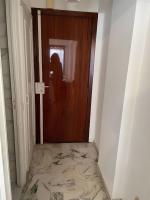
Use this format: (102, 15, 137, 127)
(21, 143, 109, 200)
(12, 185, 22, 200)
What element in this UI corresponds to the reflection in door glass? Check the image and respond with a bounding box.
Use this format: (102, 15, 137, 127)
(49, 47, 65, 70)
(49, 39, 77, 83)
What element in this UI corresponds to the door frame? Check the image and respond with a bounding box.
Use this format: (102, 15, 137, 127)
(0, 49, 12, 200)
(32, 8, 98, 144)
(5, 0, 35, 186)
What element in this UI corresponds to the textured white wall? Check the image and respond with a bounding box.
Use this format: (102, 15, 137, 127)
(113, 1, 150, 199)
(98, 0, 137, 196)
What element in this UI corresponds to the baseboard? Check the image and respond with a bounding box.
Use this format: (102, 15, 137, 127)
(97, 164, 123, 200)
(93, 141, 110, 199)
(93, 141, 99, 156)
(97, 165, 111, 200)
(94, 143, 122, 200)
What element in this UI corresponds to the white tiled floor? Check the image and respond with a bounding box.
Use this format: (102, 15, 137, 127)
(21, 143, 109, 200)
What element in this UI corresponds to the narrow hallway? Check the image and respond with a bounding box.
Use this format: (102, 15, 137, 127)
(21, 143, 109, 200)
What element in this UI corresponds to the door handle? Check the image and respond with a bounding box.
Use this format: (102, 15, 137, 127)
(50, 70, 54, 74)
(45, 85, 50, 88)
(49, 70, 54, 78)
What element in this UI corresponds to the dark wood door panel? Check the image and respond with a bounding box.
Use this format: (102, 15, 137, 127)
(32, 9, 97, 143)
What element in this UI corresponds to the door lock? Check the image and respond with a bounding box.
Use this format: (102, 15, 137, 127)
(35, 82, 50, 94)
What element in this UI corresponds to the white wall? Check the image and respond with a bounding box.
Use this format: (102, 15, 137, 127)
(22, 0, 31, 8)
(89, 0, 112, 145)
(30, 0, 46, 8)
(53, 0, 99, 12)
(113, 1, 150, 199)
(30, 0, 99, 11)
(98, 0, 137, 196)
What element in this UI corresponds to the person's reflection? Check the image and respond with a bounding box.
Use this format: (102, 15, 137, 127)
(50, 53, 63, 83)
(49, 53, 66, 129)
(49, 53, 63, 102)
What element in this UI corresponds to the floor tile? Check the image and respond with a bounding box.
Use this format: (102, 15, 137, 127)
(21, 143, 109, 200)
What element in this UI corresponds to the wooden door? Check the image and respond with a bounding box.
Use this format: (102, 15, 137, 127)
(32, 9, 97, 143)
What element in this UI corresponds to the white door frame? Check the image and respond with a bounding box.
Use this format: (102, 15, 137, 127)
(0, 49, 12, 200)
(37, 10, 44, 144)
(5, 0, 35, 186)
